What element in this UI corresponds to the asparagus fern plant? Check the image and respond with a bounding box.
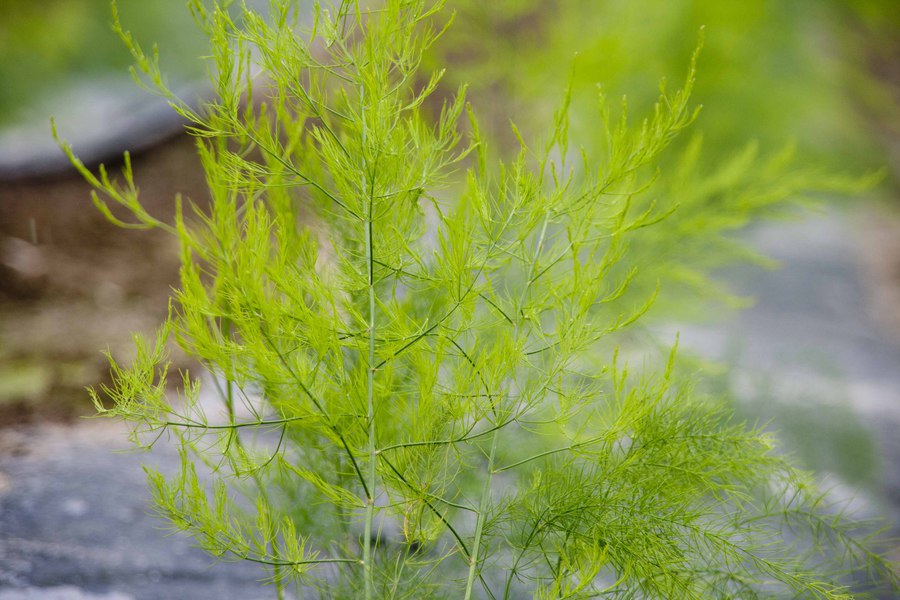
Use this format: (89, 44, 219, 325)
(56, 0, 898, 597)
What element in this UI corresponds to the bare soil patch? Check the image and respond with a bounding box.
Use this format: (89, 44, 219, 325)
(0, 134, 207, 426)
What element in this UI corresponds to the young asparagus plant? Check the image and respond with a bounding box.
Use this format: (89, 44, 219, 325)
(56, 0, 898, 597)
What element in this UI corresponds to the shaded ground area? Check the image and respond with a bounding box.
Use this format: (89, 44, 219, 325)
(0, 135, 207, 424)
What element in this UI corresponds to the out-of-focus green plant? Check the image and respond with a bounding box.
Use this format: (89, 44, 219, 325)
(0, 0, 207, 125)
(426, 0, 889, 174)
(428, 0, 884, 319)
(56, 0, 899, 598)
(826, 0, 900, 184)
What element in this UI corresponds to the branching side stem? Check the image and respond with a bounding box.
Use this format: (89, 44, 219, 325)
(464, 430, 500, 600)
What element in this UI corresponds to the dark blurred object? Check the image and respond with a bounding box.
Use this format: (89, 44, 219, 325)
(0, 135, 208, 425)
(829, 0, 900, 187)
(0, 0, 214, 424)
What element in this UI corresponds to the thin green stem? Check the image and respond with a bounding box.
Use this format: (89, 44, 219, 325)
(503, 511, 549, 599)
(378, 454, 497, 597)
(464, 430, 500, 600)
(157, 415, 309, 430)
(376, 419, 512, 453)
(221, 320, 284, 599)
(260, 330, 370, 498)
(362, 79, 377, 600)
(493, 432, 611, 474)
(373, 196, 524, 372)
(241, 555, 362, 567)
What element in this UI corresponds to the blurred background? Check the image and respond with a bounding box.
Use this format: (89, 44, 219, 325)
(0, 0, 898, 597)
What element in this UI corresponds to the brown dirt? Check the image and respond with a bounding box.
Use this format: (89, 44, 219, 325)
(0, 134, 209, 426)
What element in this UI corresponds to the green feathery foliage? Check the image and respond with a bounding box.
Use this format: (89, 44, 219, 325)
(56, 1, 897, 597)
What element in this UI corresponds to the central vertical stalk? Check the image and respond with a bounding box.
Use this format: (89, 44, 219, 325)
(361, 81, 377, 600)
(364, 215, 376, 598)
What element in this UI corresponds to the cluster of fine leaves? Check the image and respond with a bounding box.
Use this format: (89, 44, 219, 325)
(56, 1, 898, 598)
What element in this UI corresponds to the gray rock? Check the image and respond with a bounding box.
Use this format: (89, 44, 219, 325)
(0, 585, 134, 600)
(0, 423, 274, 600)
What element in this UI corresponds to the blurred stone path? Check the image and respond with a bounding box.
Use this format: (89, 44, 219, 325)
(0, 422, 269, 600)
(1, 208, 899, 599)
(674, 207, 900, 527)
